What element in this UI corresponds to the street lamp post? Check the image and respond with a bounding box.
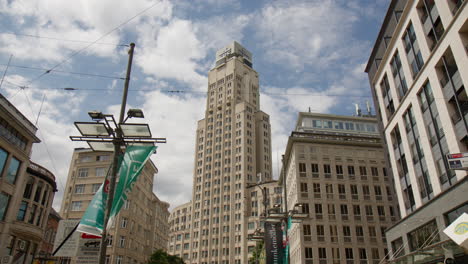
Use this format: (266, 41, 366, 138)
(69, 43, 166, 264)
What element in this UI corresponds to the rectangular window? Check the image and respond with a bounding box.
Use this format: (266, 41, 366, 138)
(348, 166, 355, 176)
(77, 168, 88, 178)
(298, 163, 306, 177)
(391, 51, 408, 99)
(92, 184, 101, 193)
(403, 23, 424, 77)
(305, 247, 313, 259)
(95, 167, 106, 177)
(119, 236, 125, 248)
(408, 220, 439, 251)
(71, 201, 82, 211)
(17, 201, 27, 221)
(311, 163, 319, 177)
(6, 157, 20, 184)
(0, 148, 8, 177)
(345, 248, 354, 260)
(0, 192, 11, 220)
(75, 184, 85, 194)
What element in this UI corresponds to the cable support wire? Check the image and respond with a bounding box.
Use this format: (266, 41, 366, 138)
(12, 0, 163, 89)
(0, 63, 125, 80)
(36, 86, 464, 100)
(1, 32, 129, 47)
(18, 89, 66, 192)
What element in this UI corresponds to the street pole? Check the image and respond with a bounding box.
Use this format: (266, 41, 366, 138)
(98, 43, 135, 264)
(281, 155, 289, 264)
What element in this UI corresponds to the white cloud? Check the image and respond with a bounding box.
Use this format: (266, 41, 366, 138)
(0, 0, 173, 62)
(138, 90, 206, 207)
(1, 75, 86, 210)
(254, 0, 362, 69)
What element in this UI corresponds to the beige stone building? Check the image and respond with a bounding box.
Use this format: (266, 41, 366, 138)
(168, 42, 273, 264)
(59, 148, 169, 264)
(0, 94, 57, 264)
(282, 112, 400, 264)
(168, 202, 193, 261)
(365, 0, 468, 262)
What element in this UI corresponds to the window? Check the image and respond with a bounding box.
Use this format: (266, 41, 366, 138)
(0, 192, 11, 220)
(391, 51, 408, 99)
(319, 248, 327, 259)
(121, 217, 128, 228)
(116, 256, 122, 264)
(311, 163, 319, 177)
(6, 157, 20, 184)
(28, 204, 37, 224)
(317, 225, 325, 241)
(323, 164, 331, 178)
(92, 184, 101, 193)
(336, 165, 343, 178)
(348, 165, 355, 177)
(75, 184, 85, 194)
(0, 148, 7, 177)
(23, 178, 34, 199)
(298, 163, 306, 177)
(402, 23, 424, 77)
(359, 166, 367, 176)
(17, 201, 27, 221)
(408, 220, 439, 251)
(345, 248, 354, 260)
(371, 167, 379, 176)
(359, 248, 367, 260)
(119, 236, 125, 248)
(305, 247, 313, 259)
(71, 201, 82, 211)
(96, 155, 110, 161)
(95, 167, 106, 177)
(77, 168, 88, 178)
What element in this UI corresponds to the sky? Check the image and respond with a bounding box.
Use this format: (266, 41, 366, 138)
(0, 0, 389, 211)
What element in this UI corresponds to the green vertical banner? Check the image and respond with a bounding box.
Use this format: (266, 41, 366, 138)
(282, 216, 292, 264)
(77, 145, 156, 236)
(109, 145, 156, 224)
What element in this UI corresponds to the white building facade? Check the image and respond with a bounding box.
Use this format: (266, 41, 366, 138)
(366, 1, 468, 263)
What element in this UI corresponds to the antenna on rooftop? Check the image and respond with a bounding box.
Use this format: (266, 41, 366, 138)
(354, 103, 362, 117)
(366, 101, 372, 115)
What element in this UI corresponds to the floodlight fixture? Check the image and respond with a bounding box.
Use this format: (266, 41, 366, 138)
(88, 111, 105, 121)
(127, 108, 144, 118)
(75, 122, 110, 136)
(119, 123, 152, 137)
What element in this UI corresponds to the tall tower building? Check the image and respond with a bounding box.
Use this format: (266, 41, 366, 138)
(182, 42, 273, 264)
(60, 148, 170, 264)
(282, 112, 400, 264)
(365, 0, 467, 263)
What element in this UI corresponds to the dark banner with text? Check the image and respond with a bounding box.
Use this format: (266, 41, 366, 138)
(264, 222, 284, 264)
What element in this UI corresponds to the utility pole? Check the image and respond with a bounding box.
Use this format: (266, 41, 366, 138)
(98, 43, 135, 264)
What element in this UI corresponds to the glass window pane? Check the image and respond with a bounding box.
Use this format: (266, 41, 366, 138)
(6, 157, 20, 184)
(0, 192, 11, 220)
(17, 201, 28, 221)
(0, 148, 7, 176)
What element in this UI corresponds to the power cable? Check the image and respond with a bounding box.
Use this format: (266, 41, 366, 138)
(20, 89, 66, 193)
(0, 55, 12, 89)
(0, 63, 125, 80)
(15, 0, 164, 88)
(1, 32, 129, 47)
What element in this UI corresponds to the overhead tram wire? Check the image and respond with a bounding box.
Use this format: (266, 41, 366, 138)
(0, 64, 125, 80)
(13, 0, 164, 89)
(1, 32, 129, 47)
(19, 89, 66, 193)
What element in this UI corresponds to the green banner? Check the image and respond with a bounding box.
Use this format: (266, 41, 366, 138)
(77, 145, 156, 236)
(109, 145, 156, 224)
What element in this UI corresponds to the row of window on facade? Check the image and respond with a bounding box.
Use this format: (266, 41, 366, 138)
(300, 203, 396, 220)
(302, 118, 378, 133)
(304, 246, 385, 262)
(298, 162, 388, 178)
